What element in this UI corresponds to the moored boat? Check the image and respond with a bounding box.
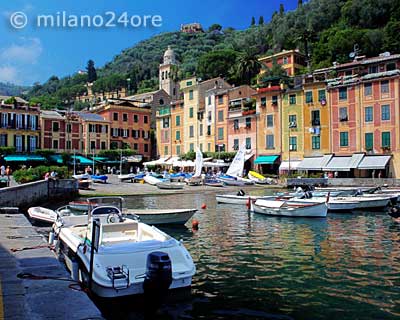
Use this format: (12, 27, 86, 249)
(143, 174, 163, 185)
(125, 208, 197, 225)
(90, 174, 108, 183)
(156, 182, 185, 190)
(118, 173, 136, 182)
(51, 197, 196, 298)
(27, 206, 58, 224)
(248, 171, 270, 184)
(252, 199, 328, 217)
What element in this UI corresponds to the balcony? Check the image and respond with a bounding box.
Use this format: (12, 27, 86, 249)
(339, 116, 348, 122)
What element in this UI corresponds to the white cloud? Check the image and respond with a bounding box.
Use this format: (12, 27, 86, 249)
(1, 37, 43, 64)
(0, 66, 19, 83)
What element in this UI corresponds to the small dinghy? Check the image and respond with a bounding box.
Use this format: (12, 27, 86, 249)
(51, 197, 196, 298)
(90, 175, 108, 183)
(125, 208, 197, 225)
(252, 199, 328, 218)
(143, 174, 163, 185)
(118, 173, 136, 182)
(156, 182, 185, 190)
(248, 171, 271, 184)
(204, 179, 224, 187)
(27, 207, 58, 224)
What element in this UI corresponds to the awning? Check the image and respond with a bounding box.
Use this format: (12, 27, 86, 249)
(348, 153, 365, 168)
(126, 155, 143, 163)
(203, 161, 230, 167)
(358, 155, 391, 170)
(72, 155, 93, 165)
(254, 155, 279, 164)
(143, 157, 169, 166)
(323, 156, 352, 171)
(165, 156, 180, 165)
(297, 154, 333, 171)
(49, 154, 63, 164)
(279, 161, 301, 171)
(4, 155, 46, 162)
(172, 159, 195, 167)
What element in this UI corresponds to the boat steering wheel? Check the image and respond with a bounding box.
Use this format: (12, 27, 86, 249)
(106, 212, 124, 224)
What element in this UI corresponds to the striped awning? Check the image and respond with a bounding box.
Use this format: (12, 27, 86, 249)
(358, 155, 391, 170)
(297, 154, 333, 171)
(4, 155, 46, 162)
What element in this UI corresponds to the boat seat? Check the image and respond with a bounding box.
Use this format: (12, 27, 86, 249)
(100, 221, 138, 244)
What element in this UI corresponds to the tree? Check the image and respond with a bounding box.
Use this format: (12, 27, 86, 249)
(259, 16, 264, 25)
(279, 3, 285, 15)
(208, 24, 222, 32)
(196, 49, 239, 82)
(86, 60, 97, 83)
(251, 17, 255, 26)
(234, 50, 261, 85)
(298, 0, 302, 7)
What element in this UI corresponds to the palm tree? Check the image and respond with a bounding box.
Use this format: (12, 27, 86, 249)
(235, 50, 261, 85)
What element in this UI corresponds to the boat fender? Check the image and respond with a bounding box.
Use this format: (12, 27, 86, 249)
(192, 219, 199, 230)
(201, 203, 207, 209)
(246, 197, 251, 210)
(48, 231, 55, 245)
(143, 252, 172, 303)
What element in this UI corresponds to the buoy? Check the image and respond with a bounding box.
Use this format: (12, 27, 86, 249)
(246, 197, 251, 210)
(192, 219, 199, 230)
(201, 203, 207, 209)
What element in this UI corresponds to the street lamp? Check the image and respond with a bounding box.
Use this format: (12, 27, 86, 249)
(126, 78, 131, 95)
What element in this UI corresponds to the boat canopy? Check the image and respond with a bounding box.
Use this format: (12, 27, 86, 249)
(254, 155, 279, 165)
(357, 155, 391, 170)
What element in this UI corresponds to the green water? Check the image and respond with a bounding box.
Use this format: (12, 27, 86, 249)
(103, 191, 400, 320)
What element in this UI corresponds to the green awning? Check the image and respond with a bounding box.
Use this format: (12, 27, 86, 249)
(49, 155, 63, 164)
(254, 155, 279, 164)
(72, 155, 94, 165)
(4, 155, 47, 162)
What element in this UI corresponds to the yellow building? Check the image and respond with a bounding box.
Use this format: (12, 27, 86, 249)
(156, 104, 171, 158)
(75, 112, 110, 155)
(281, 88, 304, 164)
(180, 77, 230, 153)
(258, 49, 306, 77)
(302, 74, 330, 157)
(0, 96, 40, 152)
(171, 99, 184, 156)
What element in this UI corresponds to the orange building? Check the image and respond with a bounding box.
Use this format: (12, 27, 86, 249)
(94, 100, 151, 159)
(254, 84, 283, 173)
(258, 49, 306, 76)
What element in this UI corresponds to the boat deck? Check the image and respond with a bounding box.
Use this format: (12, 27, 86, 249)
(0, 209, 102, 320)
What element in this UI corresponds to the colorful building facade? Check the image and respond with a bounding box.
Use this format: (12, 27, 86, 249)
(94, 100, 151, 159)
(40, 111, 81, 152)
(0, 96, 40, 152)
(258, 49, 306, 76)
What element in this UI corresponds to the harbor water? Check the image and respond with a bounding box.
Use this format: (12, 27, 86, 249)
(42, 191, 400, 319)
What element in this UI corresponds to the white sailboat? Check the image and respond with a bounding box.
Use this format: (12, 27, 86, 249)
(218, 143, 254, 185)
(186, 147, 203, 185)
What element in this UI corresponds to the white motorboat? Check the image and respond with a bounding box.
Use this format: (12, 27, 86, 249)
(27, 207, 58, 224)
(156, 182, 185, 190)
(252, 199, 328, 217)
(217, 176, 246, 186)
(52, 197, 196, 298)
(125, 208, 197, 225)
(73, 174, 91, 180)
(292, 197, 359, 212)
(143, 174, 163, 185)
(311, 195, 391, 210)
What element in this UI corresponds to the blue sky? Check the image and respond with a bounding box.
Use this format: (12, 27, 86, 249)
(0, 0, 298, 85)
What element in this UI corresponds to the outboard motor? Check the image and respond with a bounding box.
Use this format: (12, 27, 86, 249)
(237, 189, 245, 196)
(304, 191, 313, 199)
(143, 251, 172, 304)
